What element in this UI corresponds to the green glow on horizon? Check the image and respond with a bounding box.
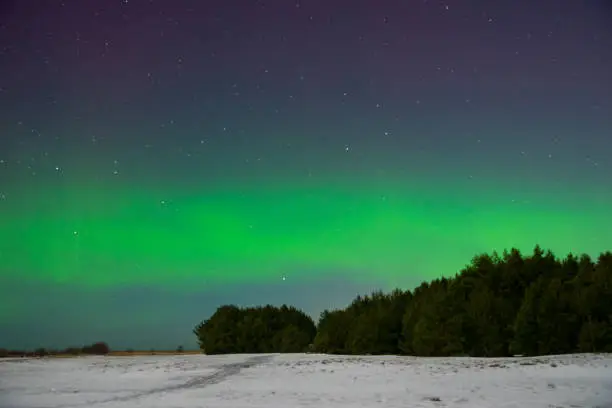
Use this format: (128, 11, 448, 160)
(1, 177, 611, 290)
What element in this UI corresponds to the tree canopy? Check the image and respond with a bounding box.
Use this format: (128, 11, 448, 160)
(193, 304, 316, 354)
(194, 246, 612, 356)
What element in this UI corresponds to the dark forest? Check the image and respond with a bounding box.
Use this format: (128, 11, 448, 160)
(194, 246, 612, 356)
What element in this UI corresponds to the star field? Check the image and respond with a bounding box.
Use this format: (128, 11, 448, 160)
(0, 0, 611, 349)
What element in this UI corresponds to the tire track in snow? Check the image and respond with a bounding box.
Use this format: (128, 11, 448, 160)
(69, 354, 276, 407)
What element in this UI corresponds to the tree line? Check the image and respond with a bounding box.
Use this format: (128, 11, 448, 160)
(194, 246, 612, 356)
(0, 342, 110, 358)
(0, 343, 195, 358)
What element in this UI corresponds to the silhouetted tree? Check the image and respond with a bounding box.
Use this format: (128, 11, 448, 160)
(194, 304, 316, 354)
(82, 342, 110, 355)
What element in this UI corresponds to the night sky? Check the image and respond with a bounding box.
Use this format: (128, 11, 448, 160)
(1, 0, 611, 350)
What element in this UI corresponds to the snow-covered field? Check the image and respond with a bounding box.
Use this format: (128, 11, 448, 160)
(1, 353, 611, 408)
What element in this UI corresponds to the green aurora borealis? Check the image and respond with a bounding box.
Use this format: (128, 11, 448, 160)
(3, 177, 611, 290)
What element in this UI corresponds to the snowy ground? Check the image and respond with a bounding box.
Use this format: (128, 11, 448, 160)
(1, 353, 611, 408)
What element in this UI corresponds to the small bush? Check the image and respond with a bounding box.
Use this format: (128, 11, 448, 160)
(82, 342, 110, 355)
